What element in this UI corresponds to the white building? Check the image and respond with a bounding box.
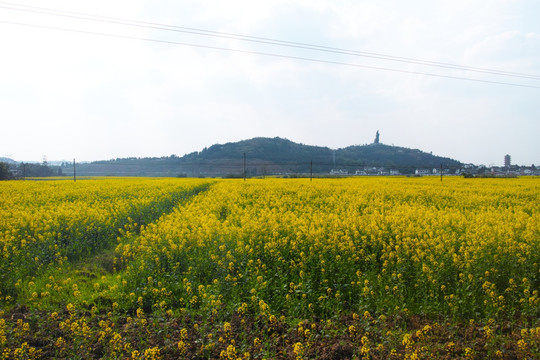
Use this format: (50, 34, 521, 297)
(415, 169, 432, 175)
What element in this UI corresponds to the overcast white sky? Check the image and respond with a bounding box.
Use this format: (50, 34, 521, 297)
(1, 0, 539, 166)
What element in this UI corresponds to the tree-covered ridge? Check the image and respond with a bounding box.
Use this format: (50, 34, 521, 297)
(5, 137, 462, 177)
(336, 143, 460, 172)
(178, 137, 461, 175)
(195, 137, 332, 163)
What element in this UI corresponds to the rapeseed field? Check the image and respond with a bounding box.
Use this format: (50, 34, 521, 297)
(0, 177, 538, 359)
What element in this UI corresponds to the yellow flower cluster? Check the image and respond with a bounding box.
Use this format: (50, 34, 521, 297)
(119, 177, 539, 320)
(0, 177, 210, 300)
(0, 176, 538, 359)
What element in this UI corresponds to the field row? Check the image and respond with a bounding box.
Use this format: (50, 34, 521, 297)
(0, 178, 210, 298)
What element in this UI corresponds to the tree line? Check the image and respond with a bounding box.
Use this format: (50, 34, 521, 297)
(0, 162, 62, 180)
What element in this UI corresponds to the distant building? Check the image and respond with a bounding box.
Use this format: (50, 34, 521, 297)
(330, 169, 349, 175)
(504, 154, 511, 168)
(374, 130, 380, 144)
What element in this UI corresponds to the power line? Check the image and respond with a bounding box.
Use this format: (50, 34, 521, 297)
(2, 18, 539, 89)
(1, 5, 539, 89)
(1, 1, 539, 81)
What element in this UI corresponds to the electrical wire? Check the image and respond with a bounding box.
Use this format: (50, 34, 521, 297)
(1, 1, 539, 81)
(2, 18, 539, 89)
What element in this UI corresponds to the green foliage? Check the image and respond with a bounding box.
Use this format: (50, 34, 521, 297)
(67, 137, 463, 176)
(0, 162, 12, 180)
(18, 163, 58, 177)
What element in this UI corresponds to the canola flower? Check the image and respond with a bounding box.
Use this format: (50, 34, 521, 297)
(0, 177, 210, 300)
(0, 176, 538, 359)
(118, 177, 539, 320)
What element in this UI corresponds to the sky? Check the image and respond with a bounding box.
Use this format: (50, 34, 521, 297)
(1, 0, 539, 166)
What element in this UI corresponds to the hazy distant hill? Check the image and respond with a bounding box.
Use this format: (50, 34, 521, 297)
(0, 157, 17, 164)
(65, 137, 461, 177)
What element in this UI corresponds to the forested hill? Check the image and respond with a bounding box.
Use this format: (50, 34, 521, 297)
(64, 137, 462, 177)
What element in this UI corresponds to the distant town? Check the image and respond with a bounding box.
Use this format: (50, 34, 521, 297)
(330, 162, 540, 177)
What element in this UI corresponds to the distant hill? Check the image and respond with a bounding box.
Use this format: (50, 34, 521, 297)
(64, 137, 462, 177)
(0, 157, 17, 164)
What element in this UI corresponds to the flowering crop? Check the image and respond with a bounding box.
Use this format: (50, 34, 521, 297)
(0, 176, 538, 359)
(119, 177, 539, 321)
(0, 177, 210, 299)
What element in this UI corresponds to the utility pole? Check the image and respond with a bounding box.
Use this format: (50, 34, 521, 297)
(440, 163, 443, 182)
(73, 158, 76, 182)
(243, 152, 246, 181)
(22, 162, 26, 180)
(310, 160, 313, 181)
